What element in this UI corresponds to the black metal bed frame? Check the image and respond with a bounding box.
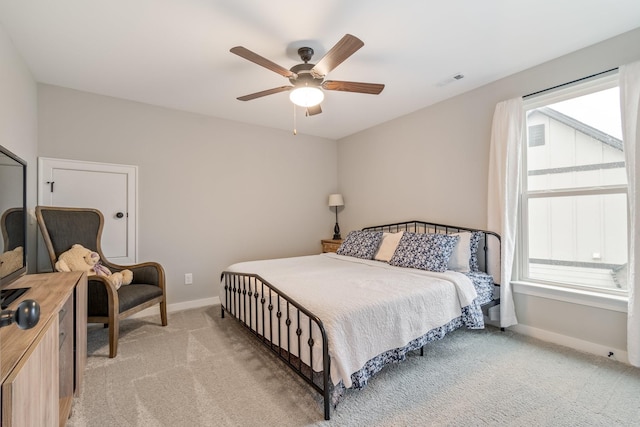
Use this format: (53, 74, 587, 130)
(220, 220, 501, 420)
(220, 272, 332, 419)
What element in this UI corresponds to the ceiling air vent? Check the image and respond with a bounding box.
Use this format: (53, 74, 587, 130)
(436, 73, 465, 87)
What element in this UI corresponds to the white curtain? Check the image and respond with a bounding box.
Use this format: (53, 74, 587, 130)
(620, 60, 640, 367)
(487, 97, 524, 328)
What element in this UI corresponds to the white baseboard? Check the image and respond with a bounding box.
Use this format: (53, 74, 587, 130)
(129, 297, 631, 365)
(129, 296, 221, 319)
(510, 323, 629, 365)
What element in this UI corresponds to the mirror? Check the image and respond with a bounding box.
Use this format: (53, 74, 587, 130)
(0, 145, 27, 286)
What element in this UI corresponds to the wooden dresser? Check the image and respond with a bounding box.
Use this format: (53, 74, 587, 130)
(1, 272, 87, 427)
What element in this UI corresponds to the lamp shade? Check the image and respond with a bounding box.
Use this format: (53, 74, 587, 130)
(290, 86, 324, 107)
(328, 194, 344, 207)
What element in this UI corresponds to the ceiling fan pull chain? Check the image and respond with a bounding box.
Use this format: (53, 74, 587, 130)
(293, 103, 297, 135)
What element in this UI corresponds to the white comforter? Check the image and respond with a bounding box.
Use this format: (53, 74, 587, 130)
(222, 253, 478, 388)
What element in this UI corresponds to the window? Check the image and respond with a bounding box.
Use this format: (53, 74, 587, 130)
(519, 74, 628, 294)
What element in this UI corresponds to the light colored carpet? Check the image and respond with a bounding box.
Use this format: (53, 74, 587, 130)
(67, 305, 640, 426)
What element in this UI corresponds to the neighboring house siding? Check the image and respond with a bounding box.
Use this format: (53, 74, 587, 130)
(526, 109, 626, 289)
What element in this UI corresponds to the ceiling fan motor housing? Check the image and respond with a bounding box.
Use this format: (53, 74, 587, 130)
(289, 62, 323, 87)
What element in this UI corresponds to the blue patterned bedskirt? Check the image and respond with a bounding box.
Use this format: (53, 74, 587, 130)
(331, 302, 484, 406)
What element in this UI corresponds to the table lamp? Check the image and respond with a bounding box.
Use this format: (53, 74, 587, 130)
(328, 194, 344, 240)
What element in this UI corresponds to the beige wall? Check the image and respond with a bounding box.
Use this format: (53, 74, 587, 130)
(0, 24, 38, 271)
(338, 28, 640, 358)
(37, 85, 338, 306)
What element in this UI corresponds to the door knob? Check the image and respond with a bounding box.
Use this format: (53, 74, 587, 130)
(116, 212, 124, 218)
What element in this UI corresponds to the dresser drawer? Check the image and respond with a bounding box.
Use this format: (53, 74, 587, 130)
(321, 239, 343, 253)
(58, 295, 73, 347)
(59, 294, 74, 401)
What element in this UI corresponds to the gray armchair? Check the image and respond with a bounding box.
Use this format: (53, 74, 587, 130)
(1, 207, 24, 251)
(36, 206, 167, 357)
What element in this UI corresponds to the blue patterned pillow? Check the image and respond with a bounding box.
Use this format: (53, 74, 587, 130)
(336, 231, 384, 259)
(469, 231, 483, 272)
(389, 232, 460, 272)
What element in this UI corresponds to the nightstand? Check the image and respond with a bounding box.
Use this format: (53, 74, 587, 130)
(321, 239, 343, 253)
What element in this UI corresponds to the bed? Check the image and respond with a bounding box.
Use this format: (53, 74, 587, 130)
(220, 220, 500, 420)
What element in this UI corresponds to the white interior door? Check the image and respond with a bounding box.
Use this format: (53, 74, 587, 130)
(38, 158, 137, 264)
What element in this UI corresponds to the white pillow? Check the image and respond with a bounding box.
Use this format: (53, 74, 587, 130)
(374, 231, 404, 262)
(447, 231, 472, 272)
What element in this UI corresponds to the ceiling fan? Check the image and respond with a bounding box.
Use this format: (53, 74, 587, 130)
(230, 34, 384, 116)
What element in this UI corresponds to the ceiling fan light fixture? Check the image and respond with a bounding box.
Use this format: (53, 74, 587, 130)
(289, 86, 324, 107)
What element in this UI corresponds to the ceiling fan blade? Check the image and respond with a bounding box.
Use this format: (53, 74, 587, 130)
(322, 80, 385, 95)
(306, 105, 322, 116)
(237, 86, 293, 101)
(311, 34, 364, 78)
(230, 46, 295, 78)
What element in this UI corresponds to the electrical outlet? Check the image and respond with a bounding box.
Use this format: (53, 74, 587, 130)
(184, 273, 193, 285)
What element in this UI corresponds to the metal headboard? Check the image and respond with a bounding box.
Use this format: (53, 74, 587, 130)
(362, 220, 501, 286)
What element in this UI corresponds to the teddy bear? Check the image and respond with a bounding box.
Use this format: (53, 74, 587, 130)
(0, 246, 23, 277)
(55, 243, 133, 290)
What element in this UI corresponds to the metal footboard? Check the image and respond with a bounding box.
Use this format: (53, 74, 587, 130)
(220, 271, 332, 420)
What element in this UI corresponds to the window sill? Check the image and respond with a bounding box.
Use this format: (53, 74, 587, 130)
(511, 281, 628, 313)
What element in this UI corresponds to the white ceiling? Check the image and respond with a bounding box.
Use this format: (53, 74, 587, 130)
(1, 1, 640, 140)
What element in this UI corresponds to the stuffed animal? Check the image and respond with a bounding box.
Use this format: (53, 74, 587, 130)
(0, 246, 23, 277)
(55, 244, 133, 289)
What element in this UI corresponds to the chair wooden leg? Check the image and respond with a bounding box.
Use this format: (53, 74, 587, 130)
(109, 316, 119, 358)
(160, 300, 168, 326)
